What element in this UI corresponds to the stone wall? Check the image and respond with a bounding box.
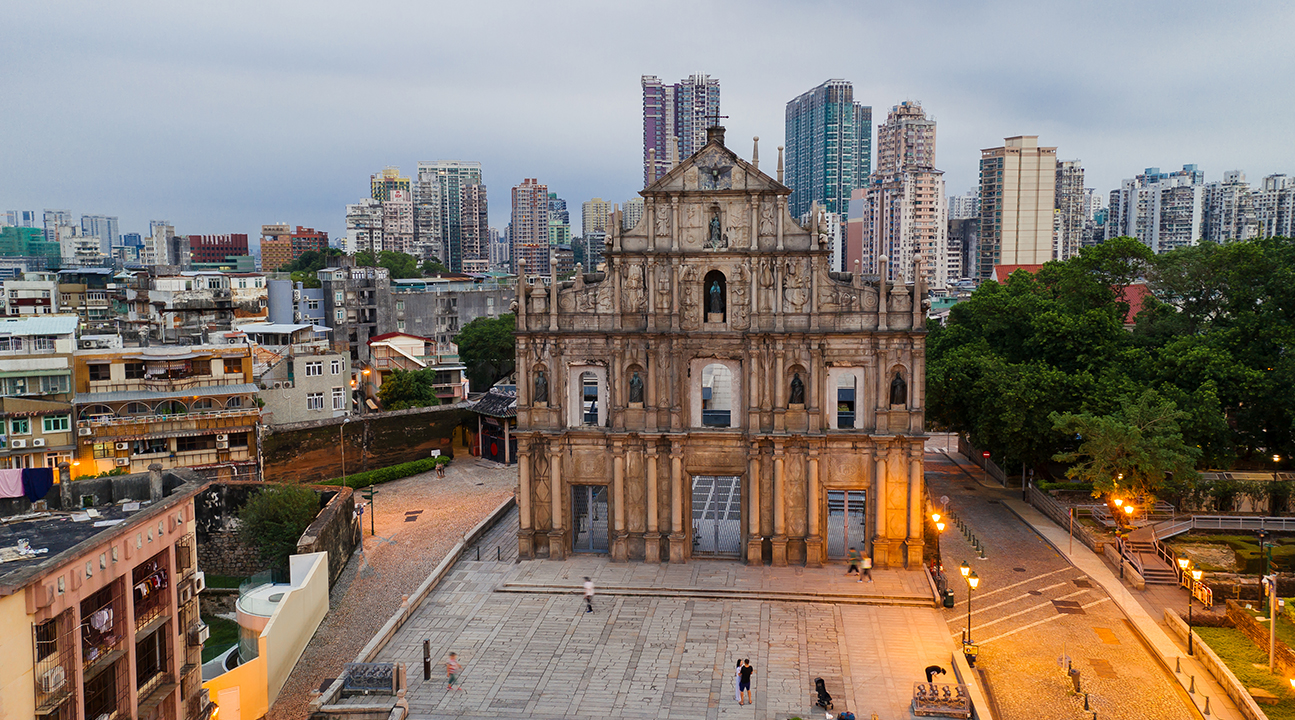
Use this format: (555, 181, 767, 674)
(1225, 598, 1295, 679)
(198, 529, 265, 579)
(296, 486, 360, 586)
(261, 403, 473, 485)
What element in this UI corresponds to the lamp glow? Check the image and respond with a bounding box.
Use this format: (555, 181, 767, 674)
(936, 521, 945, 532)
(1124, 505, 1135, 515)
(1192, 569, 1203, 581)
(1177, 556, 1190, 571)
(931, 512, 941, 524)
(1113, 498, 1123, 507)
(968, 571, 980, 590)
(960, 561, 970, 578)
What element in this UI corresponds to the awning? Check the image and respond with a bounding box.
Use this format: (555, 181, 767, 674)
(82, 426, 254, 443)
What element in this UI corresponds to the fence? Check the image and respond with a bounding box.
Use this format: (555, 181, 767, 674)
(1026, 484, 1108, 553)
(1152, 515, 1295, 540)
(956, 435, 1007, 485)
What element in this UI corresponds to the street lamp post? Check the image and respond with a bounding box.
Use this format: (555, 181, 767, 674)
(966, 571, 980, 644)
(1178, 556, 1195, 655)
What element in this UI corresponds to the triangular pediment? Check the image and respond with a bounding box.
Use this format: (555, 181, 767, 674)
(644, 135, 790, 196)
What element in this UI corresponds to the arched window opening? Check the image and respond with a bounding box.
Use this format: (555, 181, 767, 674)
(703, 270, 727, 323)
(123, 402, 151, 416)
(580, 371, 600, 426)
(191, 398, 219, 412)
(155, 400, 187, 416)
(701, 363, 734, 427)
(79, 404, 115, 421)
(836, 374, 857, 429)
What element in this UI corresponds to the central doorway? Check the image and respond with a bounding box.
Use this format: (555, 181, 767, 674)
(572, 485, 609, 553)
(826, 489, 867, 559)
(691, 475, 743, 557)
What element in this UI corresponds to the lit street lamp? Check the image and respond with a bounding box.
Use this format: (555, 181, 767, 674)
(1177, 555, 1196, 655)
(964, 569, 981, 666)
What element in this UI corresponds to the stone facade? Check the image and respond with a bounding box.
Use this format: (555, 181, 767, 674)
(514, 127, 929, 568)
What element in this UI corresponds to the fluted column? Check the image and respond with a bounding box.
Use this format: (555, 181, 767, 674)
(873, 445, 890, 568)
(771, 442, 788, 566)
(746, 442, 763, 565)
(905, 446, 924, 569)
(645, 445, 661, 562)
(668, 441, 686, 563)
(612, 444, 627, 561)
(805, 451, 822, 567)
(548, 443, 565, 560)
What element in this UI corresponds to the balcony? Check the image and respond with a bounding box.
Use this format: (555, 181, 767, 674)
(79, 407, 260, 432)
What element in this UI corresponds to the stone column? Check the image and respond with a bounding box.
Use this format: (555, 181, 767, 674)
(906, 447, 924, 569)
(746, 442, 763, 565)
(773, 342, 786, 432)
(875, 339, 890, 434)
(872, 446, 890, 568)
(671, 197, 681, 252)
(805, 450, 822, 567)
(809, 344, 822, 433)
(776, 197, 785, 251)
(771, 443, 788, 566)
(645, 445, 660, 563)
(670, 261, 680, 333)
(648, 202, 656, 252)
(612, 444, 627, 561)
(549, 443, 565, 560)
(517, 440, 534, 559)
(517, 338, 530, 406)
(668, 441, 686, 563)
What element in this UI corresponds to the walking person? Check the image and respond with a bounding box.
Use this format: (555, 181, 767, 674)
(859, 552, 873, 583)
(734, 660, 742, 704)
(583, 576, 595, 613)
(445, 652, 462, 691)
(846, 546, 862, 576)
(739, 658, 755, 706)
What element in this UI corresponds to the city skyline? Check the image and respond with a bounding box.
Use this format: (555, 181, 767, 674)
(3, 1, 1293, 245)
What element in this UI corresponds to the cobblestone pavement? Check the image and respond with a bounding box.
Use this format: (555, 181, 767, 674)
(266, 457, 516, 720)
(927, 450, 1195, 720)
(374, 520, 957, 720)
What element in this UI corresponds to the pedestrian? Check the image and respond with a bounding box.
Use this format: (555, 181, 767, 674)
(436, 459, 446, 478)
(859, 553, 873, 583)
(445, 652, 462, 691)
(734, 660, 742, 704)
(924, 665, 947, 683)
(846, 547, 862, 576)
(583, 576, 595, 613)
(739, 658, 755, 705)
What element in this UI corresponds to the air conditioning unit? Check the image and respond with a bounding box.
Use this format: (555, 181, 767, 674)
(194, 571, 206, 593)
(283, 381, 292, 389)
(216, 441, 229, 449)
(178, 584, 193, 605)
(292, 290, 301, 301)
(114, 458, 130, 467)
(9, 439, 25, 449)
(115, 442, 129, 451)
(188, 622, 210, 647)
(31, 438, 46, 447)
(272, 382, 282, 389)
(78, 427, 93, 436)
(215, 434, 228, 442)
(38, 666, 66, 693)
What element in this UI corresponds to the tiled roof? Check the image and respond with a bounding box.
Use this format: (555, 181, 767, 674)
(471, 388, 517, 418)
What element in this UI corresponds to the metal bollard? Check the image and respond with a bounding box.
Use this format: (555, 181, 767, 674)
(423, 640, 431, 681)
(1084, 692, 1090, 710)
(476, 546, 480, 561)
(497, 546, 501, 561)
(1204, 696, 1210, 715)
(1189, 675, 1195, 693)
(1175, 657, 1181, 673)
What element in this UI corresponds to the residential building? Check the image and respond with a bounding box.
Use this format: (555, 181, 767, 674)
(1255, 174, 1295, 238)
(43, 210, 73, 244)
(124, 271, 265, 344)
(144, 222, 183, 267)
(344, 199, 383, 255)
(582, 198, 612, 236)
(549, 215, 571, 248)
(856, 101, 948, 288)
(641, 73, 720, 186)
(0, 316, 77, 470)
(389, 275, 513, 356)
(2, 210, 39, 227)
(488, 227, 510, 273)
(57, 268, 120, 333)
(415, 161, 485, 270)
(381, 189, 415, 255)
(0, 226, 61, 266)
(947, 189, 979, 220)
(79, 215, 119, 253)
(514, 123, 929, 568)
(1202, 171, 1258, 243)
(1055, 160, 1086, 260)
(73, 343, 260, 476)
(1106, 165, 1204, 252)
(2, 273, 61, 315)
(511, 179, 551, 276)
(0, 470, 210, 720)
(460, 183, 490, 273)
(977, 136, 1058, 278)
(784, 79, 872, 218)
(947, 218, 977, 281)
(266, 278, 326, 328)
(56, 225, 108, 268)
(259, 225, 293, 272)
(253, 334, 350, 424)
(367, 332, 467, 406)
(319, 263, 393, 364)
(622, 198, 644, 232)
(581, 232, 607, 271)
(370, 166, 409, 202)
(188, 234, 249, 266)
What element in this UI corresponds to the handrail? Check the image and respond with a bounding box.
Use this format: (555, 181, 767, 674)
(1151, 515, 1295, 540)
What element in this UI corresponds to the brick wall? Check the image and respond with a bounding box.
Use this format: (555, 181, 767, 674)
(1225, 599, 1295, 678)
(198, 529, 265, 578)
(296, 486, 360, 586)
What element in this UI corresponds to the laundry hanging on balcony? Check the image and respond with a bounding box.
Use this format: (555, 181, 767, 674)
(20, 467, 54, 502)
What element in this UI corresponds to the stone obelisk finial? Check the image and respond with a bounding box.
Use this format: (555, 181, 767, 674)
(647, 148, 656, 187)
(752, 136, 760, 170)
(776, 146, 784, 184)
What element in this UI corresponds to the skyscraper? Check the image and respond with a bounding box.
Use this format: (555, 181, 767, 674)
(855, 101, 948, 288)
(784, 79, 872, 218)
(977, 136, 1058, 278)
(80, 215, 119, 253)
(1055, 160, 1086, 261)
(622, 198, 644, 232)
(371, 166, 410, 202)
(1202, 171, 1257, 243)
(511, 179, 550, 276)
(43, 210, 72, 244)
(460, 183, 490, 273)
(642, 74, 720, 186)
(1255, 174, 1295, 239)
(1106, 165, 1204, 253)
(416, 161, 485, 271)
(582, 198, 612, 235)
(382, 189, 415, 255)
(345, 199, 383, 254)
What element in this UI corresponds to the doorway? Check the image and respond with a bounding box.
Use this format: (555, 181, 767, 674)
(826, 490, 867, 559)
(572, 485, 609, 553)
(691, 475, 743, 557)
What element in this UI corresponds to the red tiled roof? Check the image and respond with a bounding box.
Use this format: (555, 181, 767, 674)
(991, 264, 1046, 282)
(368, 331, 433, 344)
(1119, 283, 1152, 324)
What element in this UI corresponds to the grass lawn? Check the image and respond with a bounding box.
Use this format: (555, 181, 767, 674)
(202, 614, 240, 664)
(1194, 626, 1295, 720)
(1234, 603, 1295, 653)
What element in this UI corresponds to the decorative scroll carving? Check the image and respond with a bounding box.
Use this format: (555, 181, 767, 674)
(731, 264, 750, 329)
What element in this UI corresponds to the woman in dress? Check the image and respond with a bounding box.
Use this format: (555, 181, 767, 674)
(735, 660, 742, 704)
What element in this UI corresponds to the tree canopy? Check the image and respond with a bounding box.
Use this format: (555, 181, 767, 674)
(376, 368, 442, 411)
(454, 313, 516, 391)
(239, 484, 320, 571)
(929, 235, 1295, 496)
(355, 249, 421, 279)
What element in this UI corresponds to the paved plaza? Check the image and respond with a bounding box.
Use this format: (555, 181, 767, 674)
(373, 511, 959, 720)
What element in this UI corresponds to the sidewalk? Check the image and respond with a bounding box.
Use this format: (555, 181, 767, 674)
(942, 449, 1243, 720)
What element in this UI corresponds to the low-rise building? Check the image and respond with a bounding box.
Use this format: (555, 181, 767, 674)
(0, 316, 77, 470)
(73, 344, 260, 477)
(367, 331, 467, 406)
(255, 348, 352, 425)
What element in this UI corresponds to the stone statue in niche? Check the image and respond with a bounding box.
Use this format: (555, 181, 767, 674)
(705, 210, 727, 249)
(759, 200, 775, 236)
(686, 203, 698, 228)
(708, 280, 723, 315)
(789, 372, 805, 405)
(758, 260, 774, 313)
(534, 370, 548, 404)
(623, 264, 645, 312)
(656, 265, 671, 310)
(890, 372, 907, 406)
(783, 259, 808, 311)
(655, 207, 670, 238)
(629, 371, 644, 404)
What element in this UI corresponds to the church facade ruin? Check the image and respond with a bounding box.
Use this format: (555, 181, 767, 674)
(513, 126, 929, 568)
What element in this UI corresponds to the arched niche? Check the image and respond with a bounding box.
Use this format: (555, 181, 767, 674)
(889, 366, 909, 408)
(787, 364, 807, 407)
(826, 366, 863, 430)
(567, 365, 607, 428)
(625, 363, 645, 406)
(690, 357, 741, 429)
(702, 269, 727, 324)
(532, 364, 550, 405)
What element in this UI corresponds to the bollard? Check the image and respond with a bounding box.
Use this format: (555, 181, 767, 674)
(1204, 696, 1210, 716)
(1175, 657, 1181, 673)
(423, 640, 431, 681)
(1084, 693, 1090, 710)
(476, 546, 480, 561)
(497, 546, 501, 561)
(1189, 675, 1195, 693)
(1069, 667, 1081, 693)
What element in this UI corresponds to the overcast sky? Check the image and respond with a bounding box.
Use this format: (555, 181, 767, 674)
(3, 0, 1292, 244)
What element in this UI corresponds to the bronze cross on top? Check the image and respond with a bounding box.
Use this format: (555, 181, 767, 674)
(704, 112, 729, 127)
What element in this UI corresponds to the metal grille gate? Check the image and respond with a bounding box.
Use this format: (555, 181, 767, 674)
(572, 485, 609, 553)
(826, 489, 867, 559)
(691, 475, 743, 557)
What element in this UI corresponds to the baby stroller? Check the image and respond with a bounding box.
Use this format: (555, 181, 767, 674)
(814, 677, 834, 710)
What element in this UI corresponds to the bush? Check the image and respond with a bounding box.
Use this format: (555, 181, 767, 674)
(239, 485, 320, 571)
(1037, 481, 1095, 495)
(322, 457, 440, 489)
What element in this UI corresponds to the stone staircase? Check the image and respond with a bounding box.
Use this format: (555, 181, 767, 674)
(1124, 539, 1179, 585)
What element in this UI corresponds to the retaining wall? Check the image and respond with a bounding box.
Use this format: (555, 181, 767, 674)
(1226, 599, 1295, 679)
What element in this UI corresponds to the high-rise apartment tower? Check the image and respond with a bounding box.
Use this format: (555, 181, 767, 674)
(642, 74, 720, 187)
(976, 136, 1058, 278)
(784, 79, 872, 218)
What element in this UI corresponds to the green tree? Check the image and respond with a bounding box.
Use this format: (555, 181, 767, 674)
(454, 313, 516, 391)
(354, 249, 422, 279)
(420, 258, 450, 276)
(1050, 389, 1201, 499)
(376, 368, 442, 411)
(238, 485, 320, 571)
